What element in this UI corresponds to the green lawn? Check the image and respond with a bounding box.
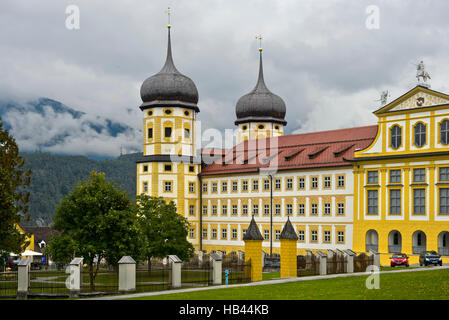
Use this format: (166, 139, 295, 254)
(129, 268, 449, 300)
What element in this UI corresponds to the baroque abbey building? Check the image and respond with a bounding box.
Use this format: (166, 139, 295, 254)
(136, 24, 449, 264)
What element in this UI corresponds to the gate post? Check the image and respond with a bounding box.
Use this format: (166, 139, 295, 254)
(369, 250, 380, 268)
(316, 251, 327, 276)
(280, 217, 298, 278)
(210, 253, 222, 285)
(17, 258, 30, 300)
(168, 255, 182, 288)
(118, 256, 136, 293)
(343, 249, 356, 273)
(243, 216, 264, 282)
(67, 257, 83, 298)
(238, 250, 245, 265)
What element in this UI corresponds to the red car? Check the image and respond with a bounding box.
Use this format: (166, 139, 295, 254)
(390, 253, 409, 267)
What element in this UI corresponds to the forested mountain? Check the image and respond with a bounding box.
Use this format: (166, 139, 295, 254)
(20, 152, 141, 227)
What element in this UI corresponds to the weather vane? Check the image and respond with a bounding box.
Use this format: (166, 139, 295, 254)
(165, 7, 171, 28)
(255, 34, 263, 51)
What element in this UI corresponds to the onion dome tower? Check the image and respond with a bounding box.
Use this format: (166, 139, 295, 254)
(136, 12, 201, 246)
(235, 39, 287, 143)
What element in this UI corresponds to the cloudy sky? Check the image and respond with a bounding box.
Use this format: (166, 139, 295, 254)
(1, 0, 449, 157)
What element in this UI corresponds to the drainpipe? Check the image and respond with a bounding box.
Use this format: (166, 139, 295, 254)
(268, 174, 273, 257)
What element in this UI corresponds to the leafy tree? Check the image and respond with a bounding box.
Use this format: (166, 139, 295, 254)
(47, 171, 144, 290)
(136, 194, 194, 270)
(0, 117, 31, 256)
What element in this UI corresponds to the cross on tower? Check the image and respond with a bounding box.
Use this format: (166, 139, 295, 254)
(165, 7, 172, 28)
(255, 34, 263, 51)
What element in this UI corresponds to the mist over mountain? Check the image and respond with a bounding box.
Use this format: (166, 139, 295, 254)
(0, 97, 141, 159)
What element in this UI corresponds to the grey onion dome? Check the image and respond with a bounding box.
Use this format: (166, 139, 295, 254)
(235, 50, 286, 125)
(140, 27, 199, 110)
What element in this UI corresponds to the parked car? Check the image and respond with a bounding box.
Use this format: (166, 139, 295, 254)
(419, 251, 442, 266)
(390, 253, 409, 267)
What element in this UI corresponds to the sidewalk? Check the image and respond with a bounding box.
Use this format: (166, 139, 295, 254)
(87, 265, 449, 300)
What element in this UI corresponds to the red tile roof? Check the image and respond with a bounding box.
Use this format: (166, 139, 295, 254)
(200, 125, 378, 176)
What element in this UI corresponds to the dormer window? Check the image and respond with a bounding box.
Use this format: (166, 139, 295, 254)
(390, 125, 402, 149)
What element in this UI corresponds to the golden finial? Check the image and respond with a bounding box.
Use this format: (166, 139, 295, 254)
(256, 34, 263, 51)
(165, 7, 172, 28)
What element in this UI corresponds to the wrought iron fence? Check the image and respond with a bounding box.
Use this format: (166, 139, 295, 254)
(28, 270, 70, 296)
(80, 269, 118, 294)
(413, 246, 427, 254)
(0, 271, 17, 297)
(354, 253, 374, 272)
(135, 262, 171, 293)
(222, 254, 251, 284)
(327, 253, 345, 275)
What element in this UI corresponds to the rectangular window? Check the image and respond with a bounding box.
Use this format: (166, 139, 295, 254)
(253, 204, 259, 216)
(232, 181, 238, 192)
(212, 205, 217, 216)
(367, 171, 378, 184)
(232, 229, 237, 240)
(413, 189, 426, 215)
(253, 180, 259, 191)
(189, 228, 195, 239)
(286, 204, 292, 216)
(212, 183, 217, 193)
(148, 128, 153, 139)
(143, 165, 148, 172)
(189, 205, 195, 216)
(264, 179, 270, 191)
(337, 203, 345, 215)
(311, 177, 318, 189)
(202, 228, 207, 239)
(164, 181, 172, 192)
(264, 230, 270, 241)
(222, 182, 227, 192)
(242, 204, 248, 216)
(189, 166, 195, 173)
(298, 203, 305, 215)
(311, 230, 318, 242)
(275, 204, 281, 216)
(324, 176, 331, 188)
(184, 128, 190, 139)
(212, 228, 217, 239)
(413, 168, 426, 182)
(389, 189, 401, 215)
(143, 182, 148, 193)
(390, 170, 401, 183)
(439, 167, 449, 181)
(189, 182, 195, 193)
(222, 205, 227, 216)
(324, 231, 331, 243)
(164, 164, 172, 172)
(298, 230, 305, 242)
(222, 228, 227, 240)
(275, 230, 281, 240)
(242, 180, 248, 191)
(367, 190, 378, 215)
(439, 188, 449, 215)
(202, 205, 208, 216)
(264, 204, 270, 216)
(337, 231, 345, 243)
(311, 203, 318, 215)
(202, 183, 208, 193)
(275, 179, 281, 190)
(286, 178, 293, 190)
(324, 203, 331, 215)
(164, 127, 172, 138)
(298, 177, 305, 189)
(232, 205, 238, 216)
(242, 229, 247, 238)
(337, 175, 345, 188)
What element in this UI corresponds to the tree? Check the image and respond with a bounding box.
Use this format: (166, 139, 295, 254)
(136, 194, 194, 270)
(0, 117, 31, 255)
(47, 171, 143, 290)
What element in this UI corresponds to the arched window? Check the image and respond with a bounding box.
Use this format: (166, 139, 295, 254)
(441, 120, 449, 145)
(390, 125, 401, 149)
(414, 122, 426, 147)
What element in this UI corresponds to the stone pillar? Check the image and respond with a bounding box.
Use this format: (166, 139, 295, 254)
(168, 255, 182, 288)
(343, 249, 355, 273)
(210, 253, 222, 285)
(17, 258, 30, 300)
(198, 251, 205, 267)
(369, 250, 380, 268)
(118, 256, 136, 293)
(316, 251, 327, 276)
(280, 218, 299, 278)
(238, 250, 245, 265)
(67, 257, 83, 298)
(243, 216, 264, 282)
